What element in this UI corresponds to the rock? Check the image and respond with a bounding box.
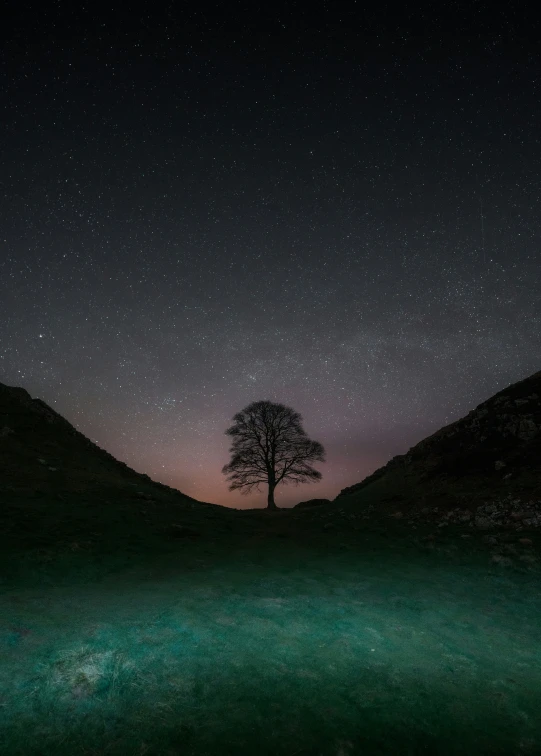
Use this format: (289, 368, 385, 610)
(294, 498, 332, 509)
(0, 426, 13, 438)
(495, 460, 506, 470)
(518, 538, 533, 546)
(517, 418, 538, 440)
(475, 517, 493, 530)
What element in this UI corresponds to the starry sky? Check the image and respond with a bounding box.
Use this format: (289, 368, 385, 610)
(1, 3, 540, 508)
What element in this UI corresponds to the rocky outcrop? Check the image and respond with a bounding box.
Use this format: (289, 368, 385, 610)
(400, 495, 541, 531)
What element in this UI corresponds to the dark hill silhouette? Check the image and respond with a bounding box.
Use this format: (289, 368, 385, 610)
(0, 381, 201, 500)
(0, 382, 241, 554)
(332, 369, 541, 529)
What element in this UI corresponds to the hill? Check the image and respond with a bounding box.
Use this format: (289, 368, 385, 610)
(331, 369, 541, 529)
(0, 381, 237, 554)
(0, 382, 198, 499)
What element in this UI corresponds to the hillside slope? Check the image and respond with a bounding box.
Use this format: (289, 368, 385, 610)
(333, 370, 541, 526)
(0, 383, 218, 503)
(0, 382, 243, 556)
(0, 382, 201, 500)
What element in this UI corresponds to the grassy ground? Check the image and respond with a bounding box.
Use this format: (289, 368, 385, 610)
(1, 498, 541, 755)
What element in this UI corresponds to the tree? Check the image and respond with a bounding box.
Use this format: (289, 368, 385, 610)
(221, 400, 326, 509)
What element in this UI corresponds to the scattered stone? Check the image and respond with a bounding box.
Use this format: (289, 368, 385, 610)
(48, 467, 57, 471)
(0, 426, 13, 438)
(523, 516, 541, 526)
(518, 538, 533, 546)
(494, 460, 506, 470)
(429, 498, 541, 532)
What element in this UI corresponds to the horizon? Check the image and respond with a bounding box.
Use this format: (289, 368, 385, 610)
(1, 369, 535, 508)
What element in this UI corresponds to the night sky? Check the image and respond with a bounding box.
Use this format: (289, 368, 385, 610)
(1, 4, 540, 508)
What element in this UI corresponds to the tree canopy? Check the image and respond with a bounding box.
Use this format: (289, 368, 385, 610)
(221, 400, 326, 509)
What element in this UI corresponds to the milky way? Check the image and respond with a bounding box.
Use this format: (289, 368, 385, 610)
(1, 5, 539, 507)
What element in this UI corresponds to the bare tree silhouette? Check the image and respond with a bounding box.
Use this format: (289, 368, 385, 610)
(222, 400, 326, 509)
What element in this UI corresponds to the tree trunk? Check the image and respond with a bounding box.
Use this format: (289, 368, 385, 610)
(267, 481, 277, 509)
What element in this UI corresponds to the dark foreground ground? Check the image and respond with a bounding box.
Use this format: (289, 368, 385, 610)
(1, 491, 540, 756)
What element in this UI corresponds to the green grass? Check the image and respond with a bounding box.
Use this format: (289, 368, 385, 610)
(1, 501, 541, 755)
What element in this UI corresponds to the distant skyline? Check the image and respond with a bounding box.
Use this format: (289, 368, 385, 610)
(1, 4, 540, 507)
